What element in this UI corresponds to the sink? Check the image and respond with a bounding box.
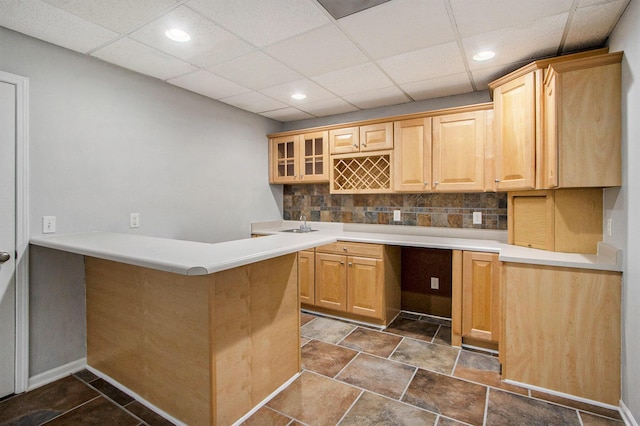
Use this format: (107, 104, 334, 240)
(280, 228, 318, 233)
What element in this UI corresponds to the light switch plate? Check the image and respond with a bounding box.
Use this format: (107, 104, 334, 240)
(473, 211, 482, 225)
(393, 210, 401, 221)
(430, 277, 439, 290)
(42, 216, 56, 234)
(130, 213, 140, 228)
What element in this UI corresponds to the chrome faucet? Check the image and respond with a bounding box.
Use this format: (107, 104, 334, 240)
(299, 214, 311, 231)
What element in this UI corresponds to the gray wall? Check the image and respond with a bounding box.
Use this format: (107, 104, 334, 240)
(607, 1, 640, 421)
(0, 27, 283, 376)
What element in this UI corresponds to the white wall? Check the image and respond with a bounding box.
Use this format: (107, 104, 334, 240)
(606, 0, 640, 421)
(0, 27, 283, 375)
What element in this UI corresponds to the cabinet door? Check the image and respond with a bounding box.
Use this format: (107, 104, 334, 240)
(298, 251, 315, 305)
(493, 73, 536, 191)
(329, 127, 359, 154)
(462, 251, 501, 343)
(347, 256, 383, 319)
(393, 118, 432, 192)
(315, 253, 347, 311)
(432, 111, 486, 192)
(270, 135, 299, 183)
(544, 71, 559, 189)
(300, 131, 329, 183)
(360, 122, 393, 152)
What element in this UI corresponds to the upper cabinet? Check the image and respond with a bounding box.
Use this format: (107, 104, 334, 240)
(489, 48, 621, 191)
(329, 122, 393, 154)
(393, 118, 432, 192)
(269, 131, 329, 184)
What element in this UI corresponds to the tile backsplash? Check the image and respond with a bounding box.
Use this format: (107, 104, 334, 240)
(283, 185, 507, 230)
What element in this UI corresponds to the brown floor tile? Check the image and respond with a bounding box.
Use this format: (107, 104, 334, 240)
(301, 340, 358, 377)
(0, 376, 99, 425)
(300, 312, 315, 326)
(433, 326, 452, 346)
(267, 371, 360, 426)
(336, 353, 415, 399)
(340, 391, 437, 425)
(453, 351, 527, 395)
(390, 338, 459, 375)
(44, 396, 140, 425)
(403, 369, 487, 426)
(300, 336, 311, 346)
(436, 416, 469, 425)
(579, 412, 624, 425)
(301, 317, 356, 344)
(124, 401, 175, 426)
(399, 312, 422, 320)
(386, 317, 439, 342)
(241, 406, 291, 426)
(530, 390, 623, 420)
(420, 316, 452, 327)
(339, 327, 402, 358)
(73, 370, 99, 384)
(486, 389, 580, 425)
(90, 379, 134, 406)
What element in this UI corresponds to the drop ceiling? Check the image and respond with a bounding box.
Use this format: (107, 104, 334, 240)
(0, 0, 630, 122)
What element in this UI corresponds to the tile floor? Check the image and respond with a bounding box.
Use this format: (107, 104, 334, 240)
(0, 312, 624, 426)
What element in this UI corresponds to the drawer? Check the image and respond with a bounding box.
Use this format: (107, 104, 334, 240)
(316, 241, 384, 259)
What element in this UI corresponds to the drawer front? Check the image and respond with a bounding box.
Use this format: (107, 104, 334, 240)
(316, 241, 383, 259)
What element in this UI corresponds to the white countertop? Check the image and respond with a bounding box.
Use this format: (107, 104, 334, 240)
(30, 231, 338, 275)
(252, 221, 623, 272)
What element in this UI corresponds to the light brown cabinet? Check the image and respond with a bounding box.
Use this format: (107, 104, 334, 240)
(489, 48, 621, 191)
(507, 189, 603, 254)
(461, 251, 501, 343)
(393, 118, 432, 192)
(432, 110, 492, 192)
(303, 242, 400, 326)
(269, 131, 329, 184)
(298, 250, 315, 305)
(543, 52, 622, 188)
(329, 122, 393, 155)
(502, 263, 621, 405)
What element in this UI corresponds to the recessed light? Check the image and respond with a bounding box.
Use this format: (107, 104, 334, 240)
(165, 28, 191, 43)
(291, 93, 307, 100)
(473, 51, 496, 62)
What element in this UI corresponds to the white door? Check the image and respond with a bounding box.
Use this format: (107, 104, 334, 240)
(0, 80, 17, 398)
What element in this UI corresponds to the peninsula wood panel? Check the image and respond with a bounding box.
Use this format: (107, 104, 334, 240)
(502, 263, 621, 405)
(493, 72, 536, 191)
(393, 118, 432, 192)
(451, 250, 463, 347)
(86, 254, 299, 426)
(298, 250, 315, 305)
(432, 111, 486, 192)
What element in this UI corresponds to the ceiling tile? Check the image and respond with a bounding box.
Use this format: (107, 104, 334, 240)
(299, 98, 359, 117)
(42, 0, 179, 34)
(167, 70, 251, 99)
(450, 0, 573, 38)
(186, 0, 329, 47)
(401, 73, 473, 101)
(260, 108, 315, 122)
(578, 0, 625, 7)
(312, 62, 394, 97)
(259, 79, 335, 106)
(263, 24, 369, 77)
(377, 42, 466, 85)
(219, 91, 288, 113)
(208, 51, 302, 91)
(342, 86, 411, 110)
(563, 0, 629, 52)
(0, 0, 119, 54)
(129, 6, 254, 68)
(338, 0, 455, 59)
(463, 13, 569, 71)
(91, 37, 198, 80)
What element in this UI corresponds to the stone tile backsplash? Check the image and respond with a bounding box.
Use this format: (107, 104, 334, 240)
(283, 185, 508, 230)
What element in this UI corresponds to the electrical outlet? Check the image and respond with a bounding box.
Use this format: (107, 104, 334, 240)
(473, 211, 482, 225)
(430, 277, 439, 290)
(130, 213, 140, 228)
(42, 216, 56, 234)
(393, 210, 401, 222)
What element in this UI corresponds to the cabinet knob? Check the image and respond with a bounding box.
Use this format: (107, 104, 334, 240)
(343, 247, 347, 251)
(353, 143, 358, 148)
(340, 261, 345, 265)
(434, 182, 439, 186)
(423, 181, 429, 186)
(494, 179, 501, 183)
(348, 262, 352, 266)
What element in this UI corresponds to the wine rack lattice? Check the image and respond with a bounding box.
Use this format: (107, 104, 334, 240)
(332, 154, 391, 193)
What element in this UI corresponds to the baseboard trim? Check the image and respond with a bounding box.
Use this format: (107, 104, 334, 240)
(86, 366, 187, 426)
(503, 379, 619, 411)
(620, 400, 639, 426)
(28, 358, 86, 391)
(231, 372, 301, 426)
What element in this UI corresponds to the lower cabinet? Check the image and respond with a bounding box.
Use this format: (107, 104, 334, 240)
(452, 250, 502, 349)
(298, 250, 315, 305)
(301, 242, 401, 326)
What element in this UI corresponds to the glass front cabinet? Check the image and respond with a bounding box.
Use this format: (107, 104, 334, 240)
(270, 131, 329, 184)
